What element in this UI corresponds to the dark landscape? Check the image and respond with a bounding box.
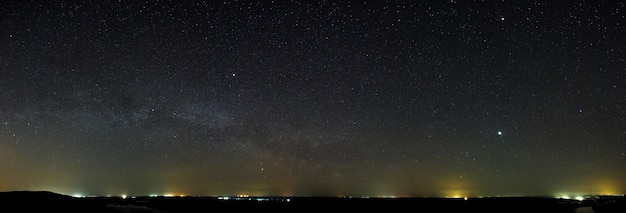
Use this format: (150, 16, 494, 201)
(1, 191, 625, 213)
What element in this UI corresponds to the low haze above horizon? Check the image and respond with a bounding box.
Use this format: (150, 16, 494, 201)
(1, 0, 625, 198)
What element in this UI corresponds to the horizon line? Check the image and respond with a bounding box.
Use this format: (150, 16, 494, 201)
(3, 190, 625, 200)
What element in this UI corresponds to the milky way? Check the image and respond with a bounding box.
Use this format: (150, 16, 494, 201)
(1, 0, 625, 197)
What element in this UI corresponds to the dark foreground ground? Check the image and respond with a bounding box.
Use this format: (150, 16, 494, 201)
(1, 191, 625, 213)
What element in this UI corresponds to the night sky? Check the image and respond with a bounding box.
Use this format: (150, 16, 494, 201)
(1, 0, 625, 198)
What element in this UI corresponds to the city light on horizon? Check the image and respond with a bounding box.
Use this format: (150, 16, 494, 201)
(26, 180, 625, 200)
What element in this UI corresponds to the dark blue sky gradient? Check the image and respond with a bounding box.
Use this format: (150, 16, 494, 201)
(1, 0, 625, 197)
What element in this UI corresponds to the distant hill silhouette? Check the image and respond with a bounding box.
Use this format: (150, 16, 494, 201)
(1, 190, 625, 213)
(0, 191, 113, 213)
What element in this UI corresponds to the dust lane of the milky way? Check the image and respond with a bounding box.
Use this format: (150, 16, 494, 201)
(0, 0, 624, 197)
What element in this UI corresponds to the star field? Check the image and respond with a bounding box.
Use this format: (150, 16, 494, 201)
(1, 0, 625, 197)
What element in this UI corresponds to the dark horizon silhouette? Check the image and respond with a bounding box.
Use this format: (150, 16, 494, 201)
(1, 190, 625, 213)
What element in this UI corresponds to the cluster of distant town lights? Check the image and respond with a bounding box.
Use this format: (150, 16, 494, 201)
(70, 193, 624, 202)
(70, 193, 292, 202)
